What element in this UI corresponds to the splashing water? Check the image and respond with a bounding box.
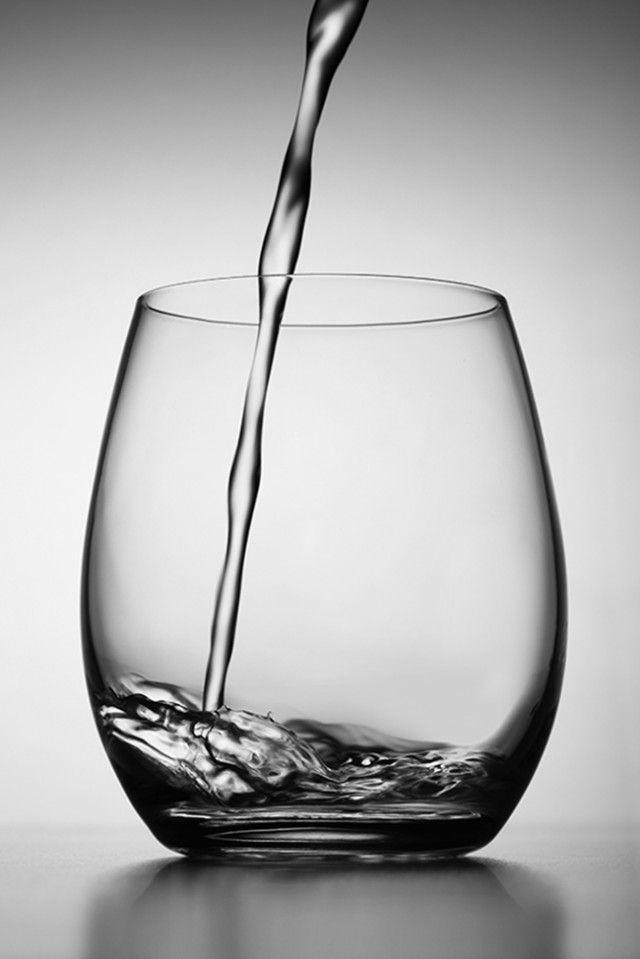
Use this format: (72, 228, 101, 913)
(100, 677, 513, 819)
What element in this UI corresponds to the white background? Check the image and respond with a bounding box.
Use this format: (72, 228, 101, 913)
(2, 0, 638, 827)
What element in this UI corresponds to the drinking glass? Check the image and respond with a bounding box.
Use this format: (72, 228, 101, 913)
(82, 274, 566, 859)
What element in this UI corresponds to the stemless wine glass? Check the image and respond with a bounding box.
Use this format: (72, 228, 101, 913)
(82, 274, 566, 859)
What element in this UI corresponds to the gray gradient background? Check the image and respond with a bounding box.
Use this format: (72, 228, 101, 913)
(1, 0, 638, 827)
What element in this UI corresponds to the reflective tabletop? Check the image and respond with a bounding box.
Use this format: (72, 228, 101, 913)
(1, 825, 638, 959)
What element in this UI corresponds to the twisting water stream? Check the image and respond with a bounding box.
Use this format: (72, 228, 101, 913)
(203, 0, 370, 712)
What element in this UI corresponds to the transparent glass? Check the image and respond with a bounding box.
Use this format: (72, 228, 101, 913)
(82, 274, 566, 860)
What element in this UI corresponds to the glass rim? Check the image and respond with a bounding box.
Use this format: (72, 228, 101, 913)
(140, 272, 506, 328)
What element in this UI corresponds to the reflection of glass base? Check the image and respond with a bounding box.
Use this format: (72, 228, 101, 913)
(151, 802, 501, 861)
(88, 845, 565, 959)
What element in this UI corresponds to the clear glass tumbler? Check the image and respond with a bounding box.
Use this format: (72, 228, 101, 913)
(82, 274, 566, 859)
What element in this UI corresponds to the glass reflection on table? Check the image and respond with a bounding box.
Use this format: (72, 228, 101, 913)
(88, 854, 564, 959)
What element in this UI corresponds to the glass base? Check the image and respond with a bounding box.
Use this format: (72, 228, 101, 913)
(144, 802, 502, 861)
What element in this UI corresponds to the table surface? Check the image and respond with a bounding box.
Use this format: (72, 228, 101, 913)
(1, 824, 638, 959)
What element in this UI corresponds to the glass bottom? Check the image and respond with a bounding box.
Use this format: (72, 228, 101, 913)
(132, 801, 502, 861)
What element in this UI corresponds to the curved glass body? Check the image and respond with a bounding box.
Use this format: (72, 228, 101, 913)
(82, 274, 566, 859)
